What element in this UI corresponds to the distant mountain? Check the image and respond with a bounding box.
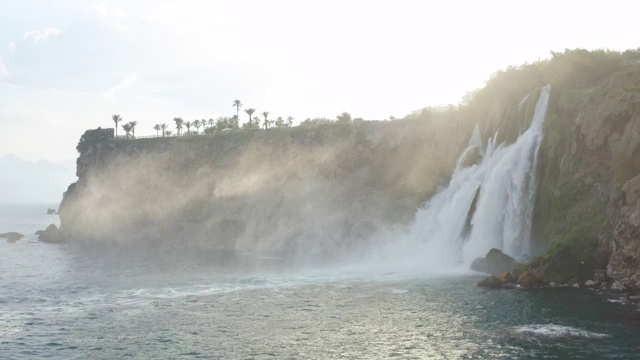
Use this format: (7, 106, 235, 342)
(0, 154, 76, 205)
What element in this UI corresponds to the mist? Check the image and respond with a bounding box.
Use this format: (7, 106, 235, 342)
(59, 118, 475, 268)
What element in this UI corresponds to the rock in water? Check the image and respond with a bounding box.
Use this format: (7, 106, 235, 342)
(38, 224, 63, 243)
(477, 276, 504, 289)
(47, 208, 56, 215)
(517, 271, 542, 289)
(0, 232, 24, 243)
(470, 248, 519, 275)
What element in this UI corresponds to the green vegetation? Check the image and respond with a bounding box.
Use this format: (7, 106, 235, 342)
(76, 128, 114, 153)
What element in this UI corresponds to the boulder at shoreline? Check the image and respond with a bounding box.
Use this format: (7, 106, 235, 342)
(38, 224, 63, 243)
(471, 248, 519, 275)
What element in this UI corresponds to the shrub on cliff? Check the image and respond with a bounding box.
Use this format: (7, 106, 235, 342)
(76, 128, 114, 154)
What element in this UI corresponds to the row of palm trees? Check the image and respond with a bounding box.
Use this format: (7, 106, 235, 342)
(234, 99, 294, 129)
(111, 99, 296, 139)
(111, 114, 139, 138)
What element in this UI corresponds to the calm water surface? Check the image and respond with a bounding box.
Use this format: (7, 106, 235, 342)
(1, 205, 639, 359)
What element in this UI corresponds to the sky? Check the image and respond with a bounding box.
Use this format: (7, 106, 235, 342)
(0, 0, 638, 164)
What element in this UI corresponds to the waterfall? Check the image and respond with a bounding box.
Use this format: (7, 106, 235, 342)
(406, 85, 551, 268)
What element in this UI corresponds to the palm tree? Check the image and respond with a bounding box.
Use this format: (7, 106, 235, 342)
(128, 121, 138, 138)
(233, 99, 242, 118)
(173, 117, 184, 136)
(122, 123, 132, 138)
(245, 108, 256, 126)
(165, 130, 173, 136)
(153, 124, 161, 137)
(275, 117, 284, 127)
(185, 121, 192, 135)
(286, 116, 294, 127)
(208, 118, 215, 128)
(262, 111, 270, 129)
(112, 114, 122, 137)
(160, 123, 168, 137)
(193, 120, 201, 134)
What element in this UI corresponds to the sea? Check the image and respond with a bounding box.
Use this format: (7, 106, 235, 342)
(1, 204, 640, 359)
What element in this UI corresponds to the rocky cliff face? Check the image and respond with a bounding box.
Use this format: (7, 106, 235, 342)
(58, 119, 472, 263)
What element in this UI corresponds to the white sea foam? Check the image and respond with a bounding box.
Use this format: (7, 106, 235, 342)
(512, 324, 609, 338)
(0, 312, 25, 337)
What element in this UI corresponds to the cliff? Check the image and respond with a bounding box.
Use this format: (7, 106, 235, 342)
(467, 49, 640, 289)
(58, 49, 640, 286)
(59, 118, 473, 262)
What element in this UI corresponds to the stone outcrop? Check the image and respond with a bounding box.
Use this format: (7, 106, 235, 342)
(0, 232, 23, 243)
(38, 224, 63, 244)
(606, 175, 640, 287)
(471, 248, 519, 275)
(477, 246, 593, 289)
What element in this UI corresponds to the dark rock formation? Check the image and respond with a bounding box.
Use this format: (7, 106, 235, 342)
(606, 175, 640, 287)
(0, 232, 23, 243)
(477, 246, 594, 289)
(38, 224, 63, 244)
(471, 248, 519, 275)
(47, 208, 56, 215)
(477, 276, 504, 289)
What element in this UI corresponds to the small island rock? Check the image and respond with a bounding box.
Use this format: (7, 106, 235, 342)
(38, 224, 63, 243)
(471, 248, 519, 275)
(0, 232, 24, 243)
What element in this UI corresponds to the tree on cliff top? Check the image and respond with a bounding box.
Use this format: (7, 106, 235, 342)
(233, 99, 242, 118)
(128, 121, 138, 138)
(112, 114, 122, 137)
(160, 123, 168, 137)
(337, 112, 352, 123)
(185, 121, 192, 135)
(153, 124, 161, 137)
(173, 117, 184, 136)
(122, 123, 132, 138)
(245, 108, 256, 126)
(262, 111, 270, 129)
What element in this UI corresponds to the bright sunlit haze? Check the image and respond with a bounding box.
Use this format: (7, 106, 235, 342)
(1, 0, 638, 164)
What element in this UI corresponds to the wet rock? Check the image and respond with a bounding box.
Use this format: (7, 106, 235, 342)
(0, 232, 23, 243)
(517, 271, 542, 289)
(549, 282, 559, 287)
(572, 283, 581, 288)
(527, 246, 590, 285)
(584, 279, 598, 287)
(477, 275, 504, 289)
(47, 208, 56, 215)
(611, 281, 627, 292)
(471, 248, 519, 275)
(38, 224, 63, 243)
(593, 269, 608, 282)
(496, 271, 515, 284)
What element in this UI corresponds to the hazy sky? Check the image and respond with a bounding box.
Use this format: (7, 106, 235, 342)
(1, 0, 638, 163)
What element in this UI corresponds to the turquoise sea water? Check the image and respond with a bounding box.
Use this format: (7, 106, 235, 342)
(1, 205, 640, 359)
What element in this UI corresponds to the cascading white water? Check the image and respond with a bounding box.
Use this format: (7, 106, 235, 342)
(405, 85, 551, 268)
